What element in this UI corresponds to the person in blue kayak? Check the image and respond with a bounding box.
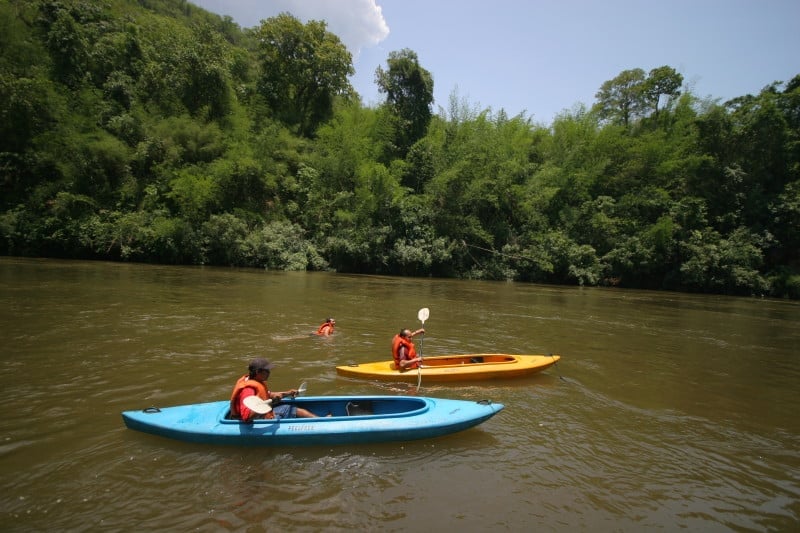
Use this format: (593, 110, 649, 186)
(314, 317, 335, 336)
(391, 328, 425, 371)
(230, 358, 321, 421)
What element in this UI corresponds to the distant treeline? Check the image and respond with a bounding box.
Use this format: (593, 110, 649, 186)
(1, 0, 798, 298)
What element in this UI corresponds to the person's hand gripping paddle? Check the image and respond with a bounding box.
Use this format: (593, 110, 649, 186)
(242, 381, 307, 414)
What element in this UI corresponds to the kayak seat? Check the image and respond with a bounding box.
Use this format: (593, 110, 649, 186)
(346, 401, 374, 416)
(470, 356, 485, 363)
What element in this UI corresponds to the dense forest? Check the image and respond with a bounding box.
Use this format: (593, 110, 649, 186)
(1, 0, 798, 298)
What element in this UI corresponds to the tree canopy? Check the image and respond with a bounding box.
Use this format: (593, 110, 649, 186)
(375, 48, 434, 158)
(253, 12, 354, 136)
(1, 0, 798, 299)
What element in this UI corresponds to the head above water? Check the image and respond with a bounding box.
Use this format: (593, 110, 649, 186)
(248, 357, 273, 377)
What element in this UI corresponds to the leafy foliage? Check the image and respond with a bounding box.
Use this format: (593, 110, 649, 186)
(375, 48, 434, 159)
(253, 12, 354, 137)
(1, 0, 798, 298)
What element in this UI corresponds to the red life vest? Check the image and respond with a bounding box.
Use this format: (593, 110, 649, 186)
(391, 334, 418, 370)
(230, 375, 272, 419)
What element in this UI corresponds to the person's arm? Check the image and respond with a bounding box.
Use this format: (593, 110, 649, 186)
(271, 388, 299, 401)
(398, 345, 420, 370)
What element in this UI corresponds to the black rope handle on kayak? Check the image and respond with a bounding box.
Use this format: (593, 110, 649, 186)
(477, 399, 493, 405)
(143, 407, 161, 413)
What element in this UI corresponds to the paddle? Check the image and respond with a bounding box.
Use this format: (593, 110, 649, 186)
(243, 395, 272, 414)
(416, 307, 429, 391)
(242, 381, 308, 415)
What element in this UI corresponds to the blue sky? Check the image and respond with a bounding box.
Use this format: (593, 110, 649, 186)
(192, 0, 800, 125)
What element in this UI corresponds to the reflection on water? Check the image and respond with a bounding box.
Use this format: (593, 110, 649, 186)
(0, 257, 798, 530)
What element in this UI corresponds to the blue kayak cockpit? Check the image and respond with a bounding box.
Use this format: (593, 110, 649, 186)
(218, 396, 430, 423)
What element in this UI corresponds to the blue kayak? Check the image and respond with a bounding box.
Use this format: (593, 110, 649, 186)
(121, 395, 504, 446)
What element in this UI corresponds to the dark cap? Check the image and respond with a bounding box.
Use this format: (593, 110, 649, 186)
(248, 357, 274, 373)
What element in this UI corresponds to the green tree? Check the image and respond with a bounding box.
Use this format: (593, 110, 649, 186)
(179, 24, 233, 120)
(642, 66, 683, 119)
(200, 213, 249, 266)
(166, 167, 219, 223)
(594, 66, 683, 126)
(679, 227, 768, 295)
(772, 180, 800, 259)
(0, 75, 56, 154)
(375, 48, 434, 158)
(253, 13, 354, 136)
(37, 0, 90, 87)
(593, 68, 646, 126)
(242, 220, 326, 270)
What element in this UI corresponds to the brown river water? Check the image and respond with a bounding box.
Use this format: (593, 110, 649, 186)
(0, 257, 798, 531)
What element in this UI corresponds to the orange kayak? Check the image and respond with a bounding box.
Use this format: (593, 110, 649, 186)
(336, 353, 561, 382)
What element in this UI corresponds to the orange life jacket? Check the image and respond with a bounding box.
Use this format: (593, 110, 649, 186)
(391, 334, 418, 370)
(316, 323, 334, 335)
(230, 375, 273, 419)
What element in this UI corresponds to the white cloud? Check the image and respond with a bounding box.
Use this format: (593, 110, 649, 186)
(193, 0, 389, 58)
(286, 0, 389, 56)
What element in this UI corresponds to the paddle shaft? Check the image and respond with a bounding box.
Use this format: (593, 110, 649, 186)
(416, 308, 429, 391)
(416, 333, 424, 390)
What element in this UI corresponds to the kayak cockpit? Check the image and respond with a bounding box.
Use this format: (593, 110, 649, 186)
(219, 396, 429, 423)
(418, 354, 518, 368)
(385, 354, 519, 371)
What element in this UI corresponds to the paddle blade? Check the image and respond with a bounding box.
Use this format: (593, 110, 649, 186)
(417, 307, 430, 323)
(297, 381, 307, 396)
(242, 395, 272, 414)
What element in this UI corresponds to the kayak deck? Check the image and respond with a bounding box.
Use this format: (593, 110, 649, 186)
(336, 353, 561, 382)
(122, 395, 504, 446)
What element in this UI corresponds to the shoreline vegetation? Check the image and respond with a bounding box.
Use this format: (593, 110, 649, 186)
(1, 0, 798, 298)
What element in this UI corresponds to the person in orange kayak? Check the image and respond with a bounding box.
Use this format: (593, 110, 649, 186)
(315, 317, 335, 336)
(391, 327, 425, 371)
(230, 358, 321, 421)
